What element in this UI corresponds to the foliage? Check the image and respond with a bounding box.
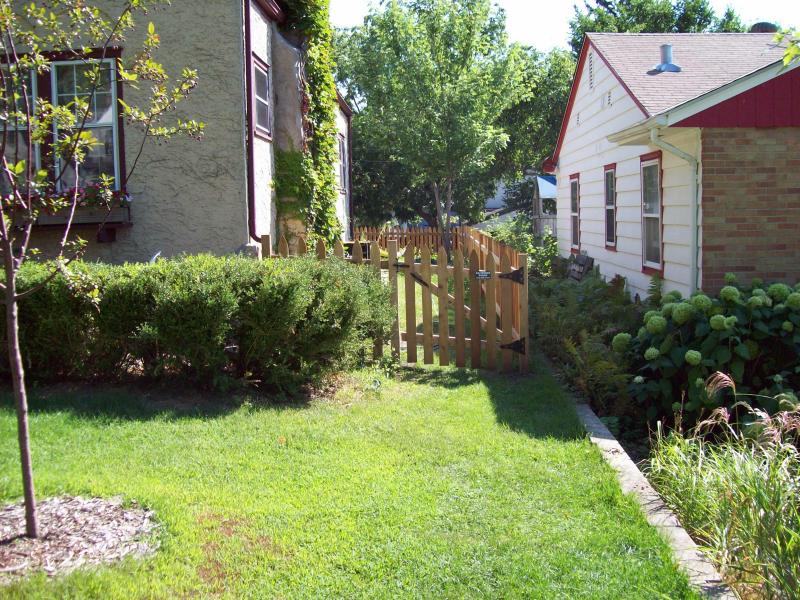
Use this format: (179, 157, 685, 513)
(490, 48, 575, 181)
(649, 403, 800, 598)
(334, 0, 524, 238)
(279, 0, 342, 244)
(3, 256, 393, 391)
(530, 271, 642, 413)
(486, 213, 559, 278)
(568, 0, 746, 54)
(0, 368, 697, 598)
(779, 29, 800, 66)
(625, 277, 800, 422)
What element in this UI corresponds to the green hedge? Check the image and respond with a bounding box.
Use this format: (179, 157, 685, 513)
(3, 255, 394, 391)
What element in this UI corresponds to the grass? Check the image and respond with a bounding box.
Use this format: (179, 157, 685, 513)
(0, 362, 697, 598)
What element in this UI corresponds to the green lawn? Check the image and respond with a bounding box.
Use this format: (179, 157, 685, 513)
(0, 362, 696, 598)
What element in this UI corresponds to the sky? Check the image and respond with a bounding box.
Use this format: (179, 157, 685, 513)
(329, 0, 800, 51)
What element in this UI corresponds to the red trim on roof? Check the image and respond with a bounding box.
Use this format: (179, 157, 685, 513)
(674, 66, 800, 128)
(640, 150, 662, 163)
(542, 36, 649, 174)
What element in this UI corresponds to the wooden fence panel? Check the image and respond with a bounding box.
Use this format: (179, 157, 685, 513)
(485, 253, 497, 371)
(518, 253, 529, 374)
(500, 253, 513, 373)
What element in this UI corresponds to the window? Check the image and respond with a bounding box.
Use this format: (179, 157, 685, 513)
(641, 155, 662, 269)
(570, 174, 580, 249)
(253, 58, 271, 137)
(338, 134, 348, 190)
(604, 165, 616, 247)
(1, 68, 38, 194)
(52, 59, 120, 190)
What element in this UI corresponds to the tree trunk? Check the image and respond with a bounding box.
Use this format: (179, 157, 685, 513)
(5, 271, 38, 538)
(433, 182, 451, 258)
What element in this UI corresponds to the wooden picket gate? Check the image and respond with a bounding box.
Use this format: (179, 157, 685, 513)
(260, 231, 529, 374)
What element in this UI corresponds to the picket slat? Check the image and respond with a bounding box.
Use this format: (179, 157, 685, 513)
(469, 250, 481, 369)
(454, 248, 466, 368)
(518, 253, 529, 374)
(404, 244, 417, 364)
(485, 253, 497, 370)
(388, 240, 400, 359)
(278, 235, 289, 258)
(500, 253, 513, 373)
(420, 245, 434, 364)
(370, 241, 383, 359)
(437, 245, 450, 367)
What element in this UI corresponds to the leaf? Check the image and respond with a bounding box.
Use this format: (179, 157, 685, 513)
(669, 346, 686, 367)
(734, 343, 751, 360)
(713, 346, 732, 364)
(695, 322, 710, 338)
(148, 21, 155, 35)
(700, 331, 720, 356)
(730, 358, 745, 382)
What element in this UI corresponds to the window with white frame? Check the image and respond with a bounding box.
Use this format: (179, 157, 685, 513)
(1, 67, 39, 194)
(570, 175, 579, 249)
(253, 58, 271, 136)
(52, 59, 120, 191)
(338, 134, 348, 191)
(604, 166, 616, 246)
(641, 158, 661, 268)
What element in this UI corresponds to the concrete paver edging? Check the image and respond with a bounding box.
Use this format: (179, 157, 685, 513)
(574, 403, 736, 600)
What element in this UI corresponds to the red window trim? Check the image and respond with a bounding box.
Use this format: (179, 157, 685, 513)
(604, 163, 617, 250)
(640, 151, 664, 275)
(251, 53, 272, 142)
(570, 173, 580, 251)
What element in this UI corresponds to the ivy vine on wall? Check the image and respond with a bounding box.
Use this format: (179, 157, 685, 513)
(280, 0, 342, 244)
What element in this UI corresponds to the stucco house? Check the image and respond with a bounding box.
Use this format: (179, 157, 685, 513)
(28, 0, 352, 263)
(543, 32, 800, 297)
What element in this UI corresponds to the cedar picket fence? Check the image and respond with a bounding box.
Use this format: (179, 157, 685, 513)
(261, 227, 529, 374)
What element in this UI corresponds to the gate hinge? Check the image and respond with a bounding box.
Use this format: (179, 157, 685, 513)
(500, 339, 526, 355)
(498, 267, 525, 284)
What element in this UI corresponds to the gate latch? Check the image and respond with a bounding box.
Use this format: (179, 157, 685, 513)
(500, 339, 526, 355)
(498, 267, 524, 284)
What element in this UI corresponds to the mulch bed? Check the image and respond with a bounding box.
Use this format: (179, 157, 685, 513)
(0, 496, 158, 584)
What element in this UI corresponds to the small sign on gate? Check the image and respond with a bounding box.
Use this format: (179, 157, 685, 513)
(475, 270, 493, 280)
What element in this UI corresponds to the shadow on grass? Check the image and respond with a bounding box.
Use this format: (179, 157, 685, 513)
(397, 361, 584, 441)
(0, 379, 313, 423)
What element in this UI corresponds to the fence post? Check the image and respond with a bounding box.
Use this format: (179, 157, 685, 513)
(316, 239, 326, 259)
(404, 243, 417, 364)
(278, 235, 289, 258)
(454, 248, 466, 368)
(334, 239, 344, 258)
(388, 239, 400, 360)
(421, 245, 433, 365)
(260, 234, 271, 259)
(500, 253, 513, 373)
(297, 237, 308, 256)
(352, 240, 363, 264)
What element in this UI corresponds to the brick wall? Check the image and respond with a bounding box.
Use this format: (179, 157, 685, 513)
(701, 128, 800, 292)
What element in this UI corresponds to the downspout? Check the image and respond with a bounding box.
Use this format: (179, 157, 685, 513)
(649, 128, 700, 294)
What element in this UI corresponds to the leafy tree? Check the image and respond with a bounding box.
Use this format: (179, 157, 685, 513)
(491, 48, 575, 182)
(569, 0, 746, 54)
(780, 29, 800, 66)
(335, 0, 523, 249)
(0, 0, 203, 537)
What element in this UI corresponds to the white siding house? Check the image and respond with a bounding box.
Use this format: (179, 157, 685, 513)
(545, 33, 798, 297)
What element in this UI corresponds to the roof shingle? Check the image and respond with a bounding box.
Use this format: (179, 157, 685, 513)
(588, 32, 786, 116)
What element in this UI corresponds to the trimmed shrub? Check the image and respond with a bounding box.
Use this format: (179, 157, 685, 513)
(3, 255, 393, 390)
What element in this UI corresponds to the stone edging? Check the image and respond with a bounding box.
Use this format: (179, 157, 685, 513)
(574, 403, 736, 600)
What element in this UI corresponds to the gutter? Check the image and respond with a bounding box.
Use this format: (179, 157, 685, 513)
(649, 128, 700, 294)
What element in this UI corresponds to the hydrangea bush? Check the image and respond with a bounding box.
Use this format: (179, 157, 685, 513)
(615, 275, 800, 420)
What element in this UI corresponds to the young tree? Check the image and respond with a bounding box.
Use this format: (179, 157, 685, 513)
(0, 0, 203, 538)
(569, 0, 746, 54)
(336, 0, 523, 250)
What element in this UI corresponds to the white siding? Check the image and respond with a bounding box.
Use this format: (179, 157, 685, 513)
(250, 1, 277, 242)
(555, 48, 699, 297)
(335, 107, 351, 241)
